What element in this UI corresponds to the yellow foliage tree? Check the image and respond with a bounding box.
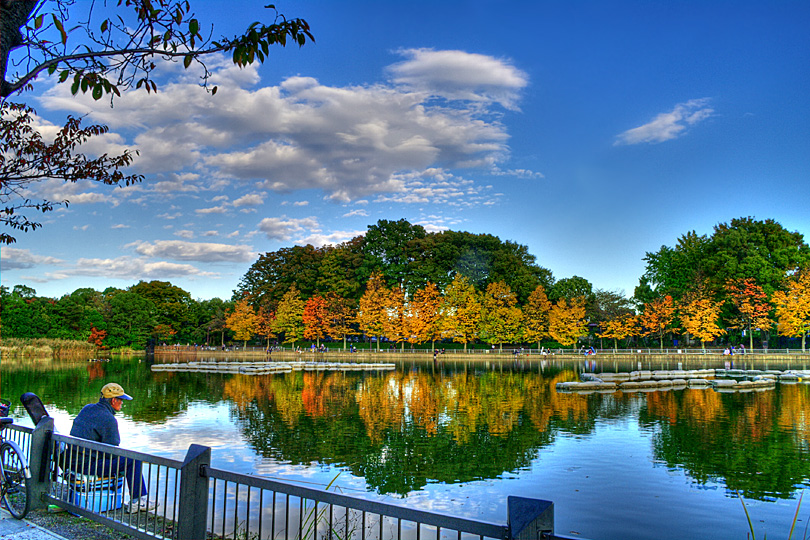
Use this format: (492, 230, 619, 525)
(599, 313, 638, 351)
(383, 287, 408, 351)
(548, 297, 587, 347)
(440, 275, 481, 351)
(772, 270, 810, 352)
(679, 283, 724, 349)
(225, 298, 259, 349)
(523, 285, 552, 348)
(480, 281, 523, 350)
(357, 271, 389, 351)
(406, 282, 443, 349)
(640, 295, 678, 350)
(272, 285, 306, 345)
(726, 278, 772, 350)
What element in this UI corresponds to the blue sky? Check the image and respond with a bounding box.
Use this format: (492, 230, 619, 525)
(2, 0, 809, 301)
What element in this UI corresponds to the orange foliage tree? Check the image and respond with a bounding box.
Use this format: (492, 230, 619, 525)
(87, 326, 107, 348)
(548, 297, 588, 347)
(772, 270, 810, 352)
(256, 307, 276, 350)
(726, 278, 772, 350)
(679, 283, 724, 349)
(302, 294, 329, 346)
(640, 295, 678, 350)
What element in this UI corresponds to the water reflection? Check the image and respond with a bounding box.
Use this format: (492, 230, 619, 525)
(2, 355, 809, 502)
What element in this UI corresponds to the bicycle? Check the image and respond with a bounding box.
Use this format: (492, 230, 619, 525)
(0, 399, 31, 519)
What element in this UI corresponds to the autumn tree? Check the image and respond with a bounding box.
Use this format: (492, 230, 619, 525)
(523, 285, 552, 349)
(726, 278, 772, 350)
(640, 295, 678, 350)
(272, 285, 306, 346)
(479, 281, 523, 350)
(323, 293, 356, 351)
(87, 326, 107, 348)
(302, 295, 329, 346)
(440, 274, 481, 351)
(406, 282, 443, 350)
(226, 298, 259, 349)
(256, 306, 276, 350)
(382, 287, 408, 351)
(548, 297, 588, 348)
(679, 283, 724, 350)
(1, 1, 313, 244)
(772, 270, 810, 352)
(599, 313, 638, 351)
(357, 271, 389, 351)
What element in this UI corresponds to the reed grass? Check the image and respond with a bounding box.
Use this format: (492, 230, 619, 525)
(0, 338, 95, 358)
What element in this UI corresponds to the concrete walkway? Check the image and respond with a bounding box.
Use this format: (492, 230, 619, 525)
(0, 509, 67, 540)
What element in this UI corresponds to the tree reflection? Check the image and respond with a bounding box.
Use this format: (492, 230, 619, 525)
(3, 358, 810, 500)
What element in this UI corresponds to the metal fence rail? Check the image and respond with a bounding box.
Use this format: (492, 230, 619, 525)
(11, 420, 566, 540)
(206, 465, 508, 540)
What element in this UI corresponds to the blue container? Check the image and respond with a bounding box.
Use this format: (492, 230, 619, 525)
(66, 473, 124, 513)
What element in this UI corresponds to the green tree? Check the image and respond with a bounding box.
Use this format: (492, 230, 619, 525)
(236, 245, 326, 308)
(705, 217, 810, 297)
(104, 291, 156, 348)
(362, 219, 426, 290)
(130, 280, 195, 342)
(1, 0, 312, 244)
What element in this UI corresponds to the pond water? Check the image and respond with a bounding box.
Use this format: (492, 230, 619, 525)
(2, 354, 810, 540)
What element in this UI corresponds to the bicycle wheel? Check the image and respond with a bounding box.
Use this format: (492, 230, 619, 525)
(0, 441, 30, 519)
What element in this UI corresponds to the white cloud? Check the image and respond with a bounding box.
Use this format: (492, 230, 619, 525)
(257, 216, 320, 241)
(174, 230, 195, 239)
(343, 209, 369, 218)
(127, 240, 255, 262)
(38, 50, 523, 205)
(0, 247, 63, 270)
(388, 48, 529, 110)
(615, 98, 714, 145)
(72, 257, 218, 279)
(232, 193, 264, 207)
(296, 230, 366, 247)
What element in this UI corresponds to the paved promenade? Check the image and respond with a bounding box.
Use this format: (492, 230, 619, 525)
(0, 509, 67, 540)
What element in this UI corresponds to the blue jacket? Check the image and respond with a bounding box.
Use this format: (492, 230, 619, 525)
(70, 399, 120, 447)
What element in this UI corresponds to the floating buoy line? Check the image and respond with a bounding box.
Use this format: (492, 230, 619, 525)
(556, 368, 807, 394)
(151, 360, 396, 375)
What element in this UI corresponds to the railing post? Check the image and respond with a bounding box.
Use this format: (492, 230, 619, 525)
(507, 496, 554, 539)
(177, 443, 211, 540)
(28, 416, 54, 511)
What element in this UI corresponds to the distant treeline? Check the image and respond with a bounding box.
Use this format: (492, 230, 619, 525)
(1, 217, 809, 351)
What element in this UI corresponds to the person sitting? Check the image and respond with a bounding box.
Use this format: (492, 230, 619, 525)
(69, 383, 156, 513)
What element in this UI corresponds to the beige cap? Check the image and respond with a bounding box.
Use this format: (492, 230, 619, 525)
(101, 383, 133, 400)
